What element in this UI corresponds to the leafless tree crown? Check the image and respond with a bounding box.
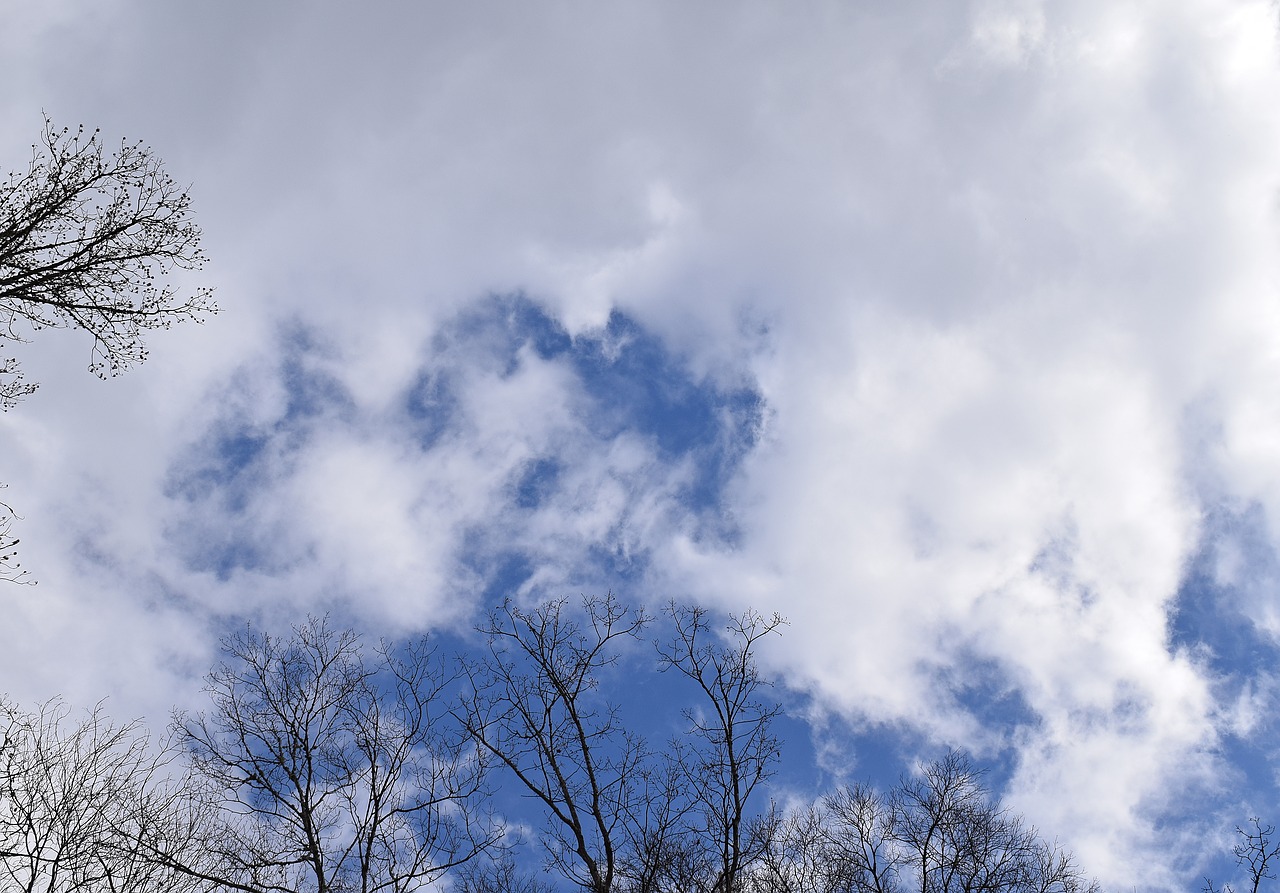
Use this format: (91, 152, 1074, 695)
(0, 117, 215, 408)
(173, 616, 498, 893)
(0, 607, 1115, 893)
(0, 697, 206, 893)
(457, 595, 653, 893)
(1205, 818, 1280, 893)
(657, 604, 786, 893)
(755, 751, 1098, 893)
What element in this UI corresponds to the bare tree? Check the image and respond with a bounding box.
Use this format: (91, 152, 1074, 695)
(657, 605, 785, 893)
(0, 117, 214, 406)
(753, 799, 845, 893)
(0, 697, 208, 893)
(173, 616, 497, 893)
(457, 595, 654, 893)
(754, 783, 903, 893)
(455, 846, 557, 893)
(0, 492, 30, 585)
(752, 753, 1096, 893)
(889, 752, 1094, 893)
(1205, 818, 1280, 893)
(613, 755, 700, 893)
(0, 117, 215, 579)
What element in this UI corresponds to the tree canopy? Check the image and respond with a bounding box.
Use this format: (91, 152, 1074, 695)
(0, 117, 215, 407)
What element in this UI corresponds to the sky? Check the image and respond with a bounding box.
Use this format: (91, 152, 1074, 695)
(3, 1, 1280, 888)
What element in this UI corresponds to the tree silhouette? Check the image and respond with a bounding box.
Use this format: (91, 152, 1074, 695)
(0, 117, 215, 579)
(657, 604, 785, 893)
(0, 697, 207, 893)
(173, 616, 497, 893)
(457, 595, 654, 893)
(1, 117, 214, 405)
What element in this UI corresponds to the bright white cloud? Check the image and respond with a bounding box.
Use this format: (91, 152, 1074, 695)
(3, 2, 1280, 888)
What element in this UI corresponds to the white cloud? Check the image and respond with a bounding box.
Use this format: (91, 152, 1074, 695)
(3, 2, 1280, 888)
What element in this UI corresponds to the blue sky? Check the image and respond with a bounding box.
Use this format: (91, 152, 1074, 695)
(4, 1, 1280, 888)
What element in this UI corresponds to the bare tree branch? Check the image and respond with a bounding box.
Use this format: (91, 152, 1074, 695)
(752, 753, 1097, 893)
(0, 117, 215, 582)
(172, 616, 498, 893)
(658, 604, 785, 893)
(457, 595, 653, 893)
(1205, 818, 1280, 893)
(0, 697, 210, 893)
(0, 493, 31, 585)
(0, 117, 215, 398)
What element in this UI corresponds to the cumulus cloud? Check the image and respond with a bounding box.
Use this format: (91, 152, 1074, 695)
(3, 1, 1280, 888)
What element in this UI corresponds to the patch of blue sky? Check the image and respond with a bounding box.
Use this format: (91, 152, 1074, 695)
(430, 294, 763, 516)
(432, 294, 764, 583)
(457, 523, 649, 611)
(427, 292, 573, 378)
(803, 707, 997, 797)
(165, 428, 270, 509)
(169, 324, 354, 501)
(1169, 504, 1280, 817)
(276, 321, 358, 424)
(512, 456, 563, 510)
(403, 368, 456, 450)
(163, 422, 281, 579)
(1171, 503, 1280, 673)
(569, 310, 763, 513)
(164, 323, 355, 579)
(935, 652, 1039, 746)
(459, 542, 537, 612)
(166, 293, 764, 611)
